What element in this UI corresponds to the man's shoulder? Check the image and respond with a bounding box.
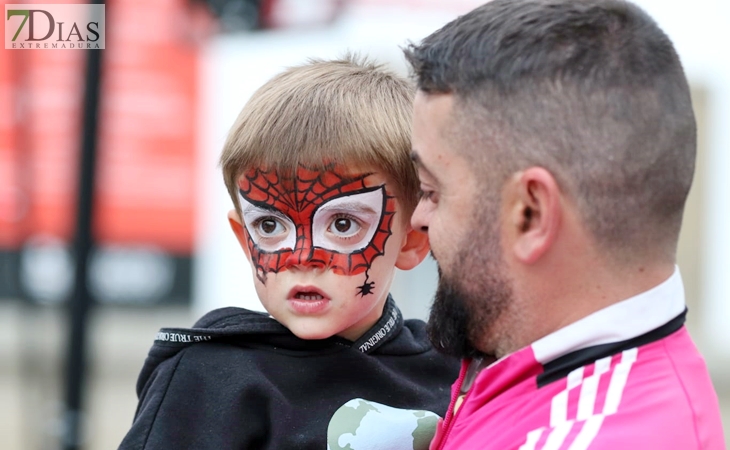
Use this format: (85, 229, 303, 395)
(518, 328, 723, 449)
(451, 326, 724, 449)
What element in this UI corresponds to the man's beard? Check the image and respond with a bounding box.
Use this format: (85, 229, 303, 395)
(426, 207, 513, 359)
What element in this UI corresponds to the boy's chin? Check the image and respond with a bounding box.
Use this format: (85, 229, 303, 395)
(285, 322, 337, 341)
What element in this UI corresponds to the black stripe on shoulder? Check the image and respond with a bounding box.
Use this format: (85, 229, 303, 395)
(537, 309, 686, 388)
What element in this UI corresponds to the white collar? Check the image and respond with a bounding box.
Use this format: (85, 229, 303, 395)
(531, 266, 685, 364)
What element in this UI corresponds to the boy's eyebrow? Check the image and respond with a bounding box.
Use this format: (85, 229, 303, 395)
(244, 204, 278, 213)
(318, 201, 377, 214)
(239, 192, 283, 214)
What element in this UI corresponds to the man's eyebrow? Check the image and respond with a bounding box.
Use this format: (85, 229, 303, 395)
(410, 151, 436, 179)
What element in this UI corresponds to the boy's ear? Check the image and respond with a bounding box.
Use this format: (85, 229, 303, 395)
(227, 210, 251, 258)
(395, 226, 430, 270)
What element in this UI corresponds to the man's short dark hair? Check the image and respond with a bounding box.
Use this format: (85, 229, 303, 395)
(404, 0, 696, 261)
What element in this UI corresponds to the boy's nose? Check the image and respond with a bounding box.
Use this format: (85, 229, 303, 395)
(284, 246, 325, 270)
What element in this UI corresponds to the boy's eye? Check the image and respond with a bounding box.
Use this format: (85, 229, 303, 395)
(261, 220, 276, 234)
(334, 218, 351, 233)
(257, 218, 286, 236)
(328, 216, 361, 237)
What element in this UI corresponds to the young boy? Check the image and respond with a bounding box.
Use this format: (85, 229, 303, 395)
(119, 56, 459, 450)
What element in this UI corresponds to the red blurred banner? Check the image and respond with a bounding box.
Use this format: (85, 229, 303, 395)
(0, 41, 20, 248)
(0, 0, 208, 255)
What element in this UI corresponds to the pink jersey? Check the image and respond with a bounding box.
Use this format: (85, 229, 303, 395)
(430, 268, 726, 450)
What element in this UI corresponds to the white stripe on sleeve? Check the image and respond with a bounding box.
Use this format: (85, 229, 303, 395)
(519, 428, 545, 450)
(576, 356, 612, 420)
(568, 414, 605, 450)
(603, 348, 638, 415)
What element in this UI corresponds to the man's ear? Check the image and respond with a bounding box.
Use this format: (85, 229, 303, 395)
(507, 167, 561, 264)
(227, 210, 251, 258)
(395, 225, 430, 270)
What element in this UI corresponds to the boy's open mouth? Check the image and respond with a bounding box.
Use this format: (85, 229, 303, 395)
(295, 292, 324, 300)
(288, 286, 329, 301)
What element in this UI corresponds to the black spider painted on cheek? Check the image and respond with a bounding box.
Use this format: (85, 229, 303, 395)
(356, 266, 377, 297)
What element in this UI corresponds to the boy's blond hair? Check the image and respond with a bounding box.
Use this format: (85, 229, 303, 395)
(220, 55, 418, 220)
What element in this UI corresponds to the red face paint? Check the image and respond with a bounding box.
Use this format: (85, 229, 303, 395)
(238, 164, 396, 285)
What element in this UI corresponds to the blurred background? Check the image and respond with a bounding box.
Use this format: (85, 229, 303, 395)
(0, 0, 728, 448)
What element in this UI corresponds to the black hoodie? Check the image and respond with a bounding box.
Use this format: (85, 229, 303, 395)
(118, 297, 459, 449)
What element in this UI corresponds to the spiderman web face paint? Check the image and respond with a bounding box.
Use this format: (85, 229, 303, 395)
(238, 164, 396, 296)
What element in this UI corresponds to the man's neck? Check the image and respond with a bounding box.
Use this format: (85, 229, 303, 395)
(495, 261, 676, 359)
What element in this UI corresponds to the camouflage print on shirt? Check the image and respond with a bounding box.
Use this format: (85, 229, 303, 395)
(327, 398, 440, 450)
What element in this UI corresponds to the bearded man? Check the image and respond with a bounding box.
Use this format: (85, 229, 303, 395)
(406, 0, 726, 448)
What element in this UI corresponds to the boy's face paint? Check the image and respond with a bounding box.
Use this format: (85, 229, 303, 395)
(234, 164, 408, 341)
(238, 164, 396, 284)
